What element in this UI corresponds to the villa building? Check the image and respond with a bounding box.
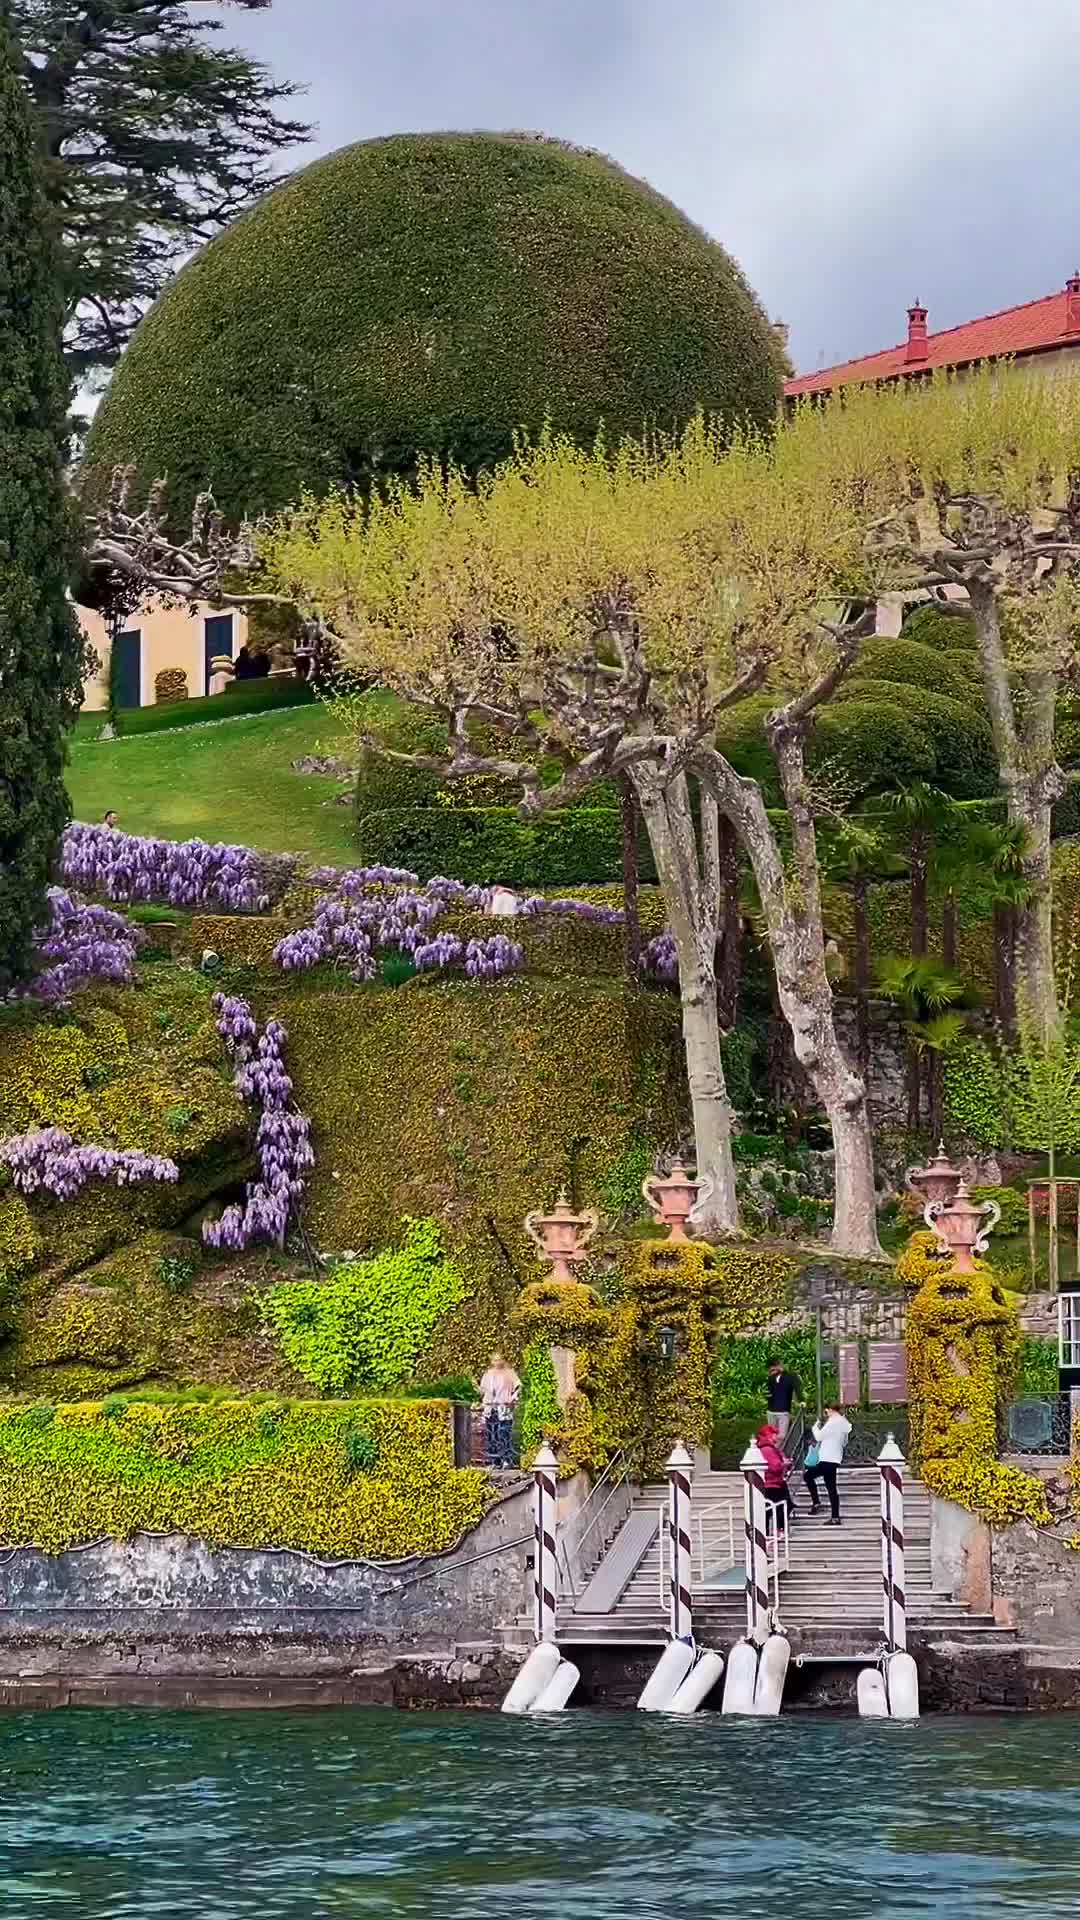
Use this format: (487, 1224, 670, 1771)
(79, 600, 250, 711)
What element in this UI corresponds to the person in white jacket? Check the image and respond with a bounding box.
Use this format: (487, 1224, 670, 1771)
(804, 1406, 852, 1525)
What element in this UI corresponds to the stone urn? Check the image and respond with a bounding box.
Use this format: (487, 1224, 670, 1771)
(523, 1189, 598, 1284)
(642, 1158, 710, 1244)
(926, 1179, 1001, 1274)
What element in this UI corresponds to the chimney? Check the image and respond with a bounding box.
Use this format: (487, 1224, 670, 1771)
(1066, 272, 1080, 337)
(772, 319, 789, 354)
(905, 300, 928, 364)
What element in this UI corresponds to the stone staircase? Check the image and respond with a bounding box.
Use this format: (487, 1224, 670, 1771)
(548, 1467, 1012, 1651)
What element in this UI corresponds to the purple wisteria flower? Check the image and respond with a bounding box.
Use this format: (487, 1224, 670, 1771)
(464, 936, 524, 980)
(641, 931, 678, 983)
(0, 1127, 178, 1200)
(20, 888, 137, 1004)
(203, 995, 314, 1253)
(61, 824, 271, 912)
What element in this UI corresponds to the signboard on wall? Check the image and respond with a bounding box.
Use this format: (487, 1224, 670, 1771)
(838, 1342, 861, 1406)
(868, 1340, 908, 1405)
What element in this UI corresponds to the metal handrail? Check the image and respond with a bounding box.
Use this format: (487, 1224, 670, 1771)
(556, 1435, 645, 1601)
(659, 1495, 790, 1610)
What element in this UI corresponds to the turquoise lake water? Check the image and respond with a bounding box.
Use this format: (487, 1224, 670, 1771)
(0, 1708, 1077, 1917)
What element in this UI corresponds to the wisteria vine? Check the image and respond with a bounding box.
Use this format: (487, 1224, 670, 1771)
(20, 888, 137, 1005)
(61, 823, 271, 912)
(273, 870, 525, 982)
(0, 1127, 178, 1201)
(202, 995, 314, 1253)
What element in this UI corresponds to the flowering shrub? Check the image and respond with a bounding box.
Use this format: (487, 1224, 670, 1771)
(0, 1127, 177, 1200)
(641, 931, 678, 983)
(61, 823, 271, 912)
(201, 995, 314, 1253)
(274, 870, 528, 983)
(21, 888, 136, 1004)
(263, 1217, 469, 1393)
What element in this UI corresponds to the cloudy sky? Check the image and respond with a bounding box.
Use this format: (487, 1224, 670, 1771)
(232, 0, 1080, 375)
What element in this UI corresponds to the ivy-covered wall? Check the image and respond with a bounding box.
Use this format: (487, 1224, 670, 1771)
(0, 1397, 487, 1558)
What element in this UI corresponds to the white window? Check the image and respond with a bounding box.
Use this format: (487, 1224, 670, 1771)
(1059, 1293, 1080, 1368)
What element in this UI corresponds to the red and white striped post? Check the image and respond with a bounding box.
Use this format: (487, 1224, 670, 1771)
(532, 1442, 559, 1644)
(665, 1441, 695, 1645)
(741, 1438, 770, 1638)
(878, 1433, 907, 1653)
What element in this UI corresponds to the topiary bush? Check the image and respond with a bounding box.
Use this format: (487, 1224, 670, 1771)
(355, 805, 656, 887)
(154, 668, 189, 705)
(85, 131, 784, 527)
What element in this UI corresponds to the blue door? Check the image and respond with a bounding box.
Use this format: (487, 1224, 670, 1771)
(113, 630, 141, 708)
(204, 614, 234, 693)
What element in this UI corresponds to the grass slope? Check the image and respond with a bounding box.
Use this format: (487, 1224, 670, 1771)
(65, 706, 355, 862)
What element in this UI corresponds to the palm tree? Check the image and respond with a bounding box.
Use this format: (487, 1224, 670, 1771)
(819, 815, 898, 1085)
(882, 782, 957, 960)
(876, 953, 972, 1135)
(963, 819, 1031, 1037)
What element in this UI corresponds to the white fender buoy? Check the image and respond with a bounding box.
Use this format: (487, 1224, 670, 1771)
(857, 1668, 890, 1718)
(721, 1639, 760, 1716)
(637, 1639, 695, 1712)
(668, 1649, 725, 1715)
(753, 1633, 790, 1717)
(531, 1658, 580, 1712)
(501, 1641, 563, 1714)
(885, 1651, 920, 1721)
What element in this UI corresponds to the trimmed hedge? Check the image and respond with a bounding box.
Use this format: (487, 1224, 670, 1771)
(840, 679, 997, 800)
(355, 805, 656, 887)
(0, 1397, 489, 1558)
(78, 675, 314, 737)
(85, 131, 784, 527)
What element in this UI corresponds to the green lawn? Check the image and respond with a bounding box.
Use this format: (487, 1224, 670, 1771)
(66, 706, 358, 863)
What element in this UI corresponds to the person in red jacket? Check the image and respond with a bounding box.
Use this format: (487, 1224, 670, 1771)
(757, 1423, 793, 1541)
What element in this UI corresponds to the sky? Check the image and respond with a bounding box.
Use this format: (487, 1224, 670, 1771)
(228, 0, 1080, 376)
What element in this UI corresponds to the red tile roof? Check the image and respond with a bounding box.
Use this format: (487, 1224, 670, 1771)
(785, 285, 1080, 398)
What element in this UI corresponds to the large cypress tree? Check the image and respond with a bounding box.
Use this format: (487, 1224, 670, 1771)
(0, 15, 83, 989)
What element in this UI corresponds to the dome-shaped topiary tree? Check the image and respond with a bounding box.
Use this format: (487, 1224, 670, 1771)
(85, 130, 785, 525)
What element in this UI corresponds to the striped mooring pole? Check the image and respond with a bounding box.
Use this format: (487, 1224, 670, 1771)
(878, 1433, 907, 1652)
(531, 1442, 559, 1644)
(741, 1439, 770, 1638)
(665, 1441, 695, 1644)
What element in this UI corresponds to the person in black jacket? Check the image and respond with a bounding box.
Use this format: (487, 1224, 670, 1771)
(764, 1357, 802, 1443)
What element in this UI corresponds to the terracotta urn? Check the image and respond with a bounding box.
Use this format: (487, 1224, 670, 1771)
(642, 1157, 709, 1244)
(523, 1188, 598, 1284)
(907, 1142, 962, 1215)
(926, 1178, 1001, 1274)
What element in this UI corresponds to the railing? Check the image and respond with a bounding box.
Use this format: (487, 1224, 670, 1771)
(658, 1496, 789, 1613)
(556, 1437, 645, 1601)
(1005, 1393, 1075, 1457)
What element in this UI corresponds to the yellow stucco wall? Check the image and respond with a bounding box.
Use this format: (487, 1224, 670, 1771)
(79, 601, 251, 711)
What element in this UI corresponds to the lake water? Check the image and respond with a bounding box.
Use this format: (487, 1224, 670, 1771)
(0, 1708, 1077, 1918)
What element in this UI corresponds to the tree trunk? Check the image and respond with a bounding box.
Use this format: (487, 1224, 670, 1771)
(993, 902, 1017, 1036)
(852, 877, 871, 1084)
(632, 770, 740, 1238)
(942, 892, 957, 971)
(906, 1039, 921, 1135)
(910, 829, 928, 956)
(697, 737, 884, 1260)
(927, 1053, 943, 1142)
(715, 814, 742, 1030)
(970, 589, 1063, 1032)
(617, 775, 642, 983)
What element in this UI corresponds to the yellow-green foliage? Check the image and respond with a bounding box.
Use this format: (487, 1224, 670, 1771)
(188, 915, 287, 971)
(277, 978, 684, 1376)
(512, 1279, 610, 1347)
(906, 1241, 1050, 1529)
(0, 1191, 39, 1295)
(545, 1240, 796, 1477)
(264, 1218, 469, 1393)
(0, 986, 248, 1277)
(896, 1231, 948, 1291)
(0, 1397, 488, 1558)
